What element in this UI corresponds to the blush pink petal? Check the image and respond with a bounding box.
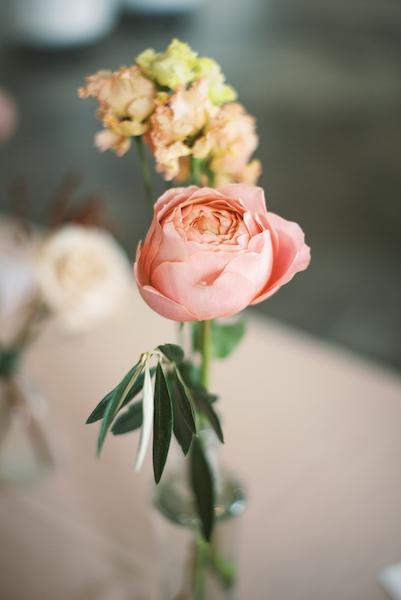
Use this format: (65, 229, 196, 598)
(218, 184, 267, 215)
(154, 186, 198, 221)
(151, 221, 189, 269)
(150, 259, 255, 320)
(222, 231, 273, 296)
(151, 250, 236, 292)
(142, 222, 162, 276)
(251, 213, 310, 304)
(134, 259, 196, 321)
(139, 284, 197, 321)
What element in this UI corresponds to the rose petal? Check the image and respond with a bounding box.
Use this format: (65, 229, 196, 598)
(251, 213, 310, 304)
(222, 230, 273, 297)
(151, 257, 255, 320)
(138, 283, 197, 321)
(218, 184, 267, 215)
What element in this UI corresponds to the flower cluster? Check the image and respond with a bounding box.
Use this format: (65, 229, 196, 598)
(79, 39, 260, 186)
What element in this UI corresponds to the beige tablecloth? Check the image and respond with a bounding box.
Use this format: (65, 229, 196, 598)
(0, 284, 400, 600)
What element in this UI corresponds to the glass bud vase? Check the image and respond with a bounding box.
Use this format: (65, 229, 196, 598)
(0, 374, 53, 487)
(154, 427, 246, 600)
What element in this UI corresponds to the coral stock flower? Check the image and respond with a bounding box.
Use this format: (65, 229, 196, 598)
(149, 79, 216, 180)
(193, 102, 261, 186)
(79, 66, 155, 155)
(135, 185, 310, 321)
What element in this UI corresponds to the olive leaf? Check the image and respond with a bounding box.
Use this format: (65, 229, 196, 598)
(177, 360, 201, 389)
(167, 372, 193, 455)
(153, 363, 173, 484)
(97, 358, 145, 455)
(87, 366, 155, 424)
(192, 390, 224, 444)
(157, 343, 184, 365)
(172, 368, 196, 434)
(190, 436, 215, 542)
(134, 362, 154, 471)
(111, 401, 142, 435)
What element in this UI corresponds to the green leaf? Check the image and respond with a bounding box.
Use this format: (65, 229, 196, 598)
(0, 347, 20, 378)
(191, 318, 246, 359)
(135, 362, 154, 471)
(172, 369, 196, 434)
(111, 401, 142, 435)
(157, 343, 184, 364)
(190, 436, 215, 541)
(211, 319, 246, 358)
(192, 391, 224, 444)
(97, 359, 144, 456)
(153, 363, 173, 484)
(177, 360, 201, 389)
(191, 387, 218, 404)
(168, 373, 193, 455)
(87, 367, 154, 424)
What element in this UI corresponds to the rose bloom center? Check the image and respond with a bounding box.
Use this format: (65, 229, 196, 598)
(175, 203, 244, 246)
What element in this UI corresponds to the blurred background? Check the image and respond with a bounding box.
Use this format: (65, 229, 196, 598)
(0, 0, 400, 369)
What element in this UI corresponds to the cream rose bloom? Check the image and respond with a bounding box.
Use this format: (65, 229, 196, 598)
(37, 225, 130, 330)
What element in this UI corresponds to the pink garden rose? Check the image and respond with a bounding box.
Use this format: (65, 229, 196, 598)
(135, 184, 310, 321)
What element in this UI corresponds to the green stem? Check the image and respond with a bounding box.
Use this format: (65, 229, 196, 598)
(193, 534, 208, 600)
(190, 157, 203, 186)
(199, 320, 211, 389)
(134, 137, 153, 210)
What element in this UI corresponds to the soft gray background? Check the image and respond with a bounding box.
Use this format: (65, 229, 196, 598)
(0, 0, 400, 367)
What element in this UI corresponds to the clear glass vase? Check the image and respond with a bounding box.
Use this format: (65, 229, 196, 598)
(154, 428, 246, 600)
(0, 374, 53, 487)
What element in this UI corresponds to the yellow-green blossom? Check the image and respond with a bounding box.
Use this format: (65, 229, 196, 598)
(136, 39, 237, 106)
(136, 39, 198, 90)
(195, 57, 237, 105)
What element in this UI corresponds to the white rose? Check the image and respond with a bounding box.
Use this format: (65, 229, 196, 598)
(37, 225, 131, 331)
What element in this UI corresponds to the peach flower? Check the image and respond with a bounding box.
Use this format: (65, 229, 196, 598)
(135, 184, 310, 321)
(149, 79, 216, 180)
(193, 102, 260, 185)
(79, 66, 156, 155)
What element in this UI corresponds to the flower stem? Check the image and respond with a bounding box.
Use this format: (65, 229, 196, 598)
(193, 533, 208, 600)
(190, 157, 203, 186)
(134, 137, 153, 210)
(199, 320, 211, 389)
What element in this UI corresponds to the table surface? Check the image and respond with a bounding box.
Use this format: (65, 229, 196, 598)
(0, 283, 400, 600)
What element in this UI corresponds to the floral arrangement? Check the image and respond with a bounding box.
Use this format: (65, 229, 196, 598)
(79, 39, 260, 190)
(80, 38, 310, 591)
